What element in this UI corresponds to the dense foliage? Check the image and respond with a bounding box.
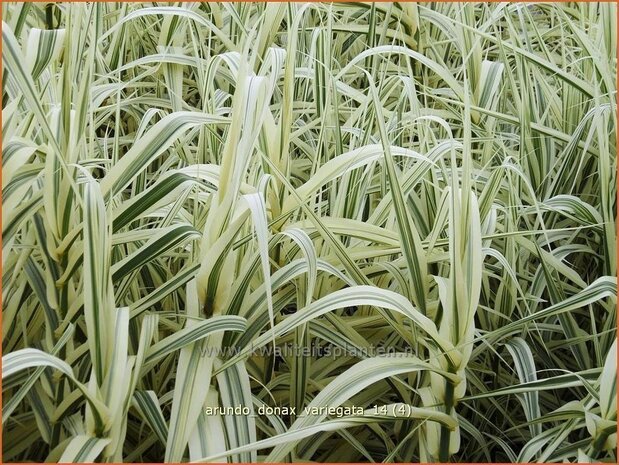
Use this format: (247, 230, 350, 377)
(2, 2, 617, 463)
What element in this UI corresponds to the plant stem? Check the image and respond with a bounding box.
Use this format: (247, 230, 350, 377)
(438, 380, 455, 462)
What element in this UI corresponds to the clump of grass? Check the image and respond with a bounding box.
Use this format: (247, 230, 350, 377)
(2, 2, 617, 463)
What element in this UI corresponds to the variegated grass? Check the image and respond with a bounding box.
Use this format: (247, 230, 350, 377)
(2, 2, 617, 463)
